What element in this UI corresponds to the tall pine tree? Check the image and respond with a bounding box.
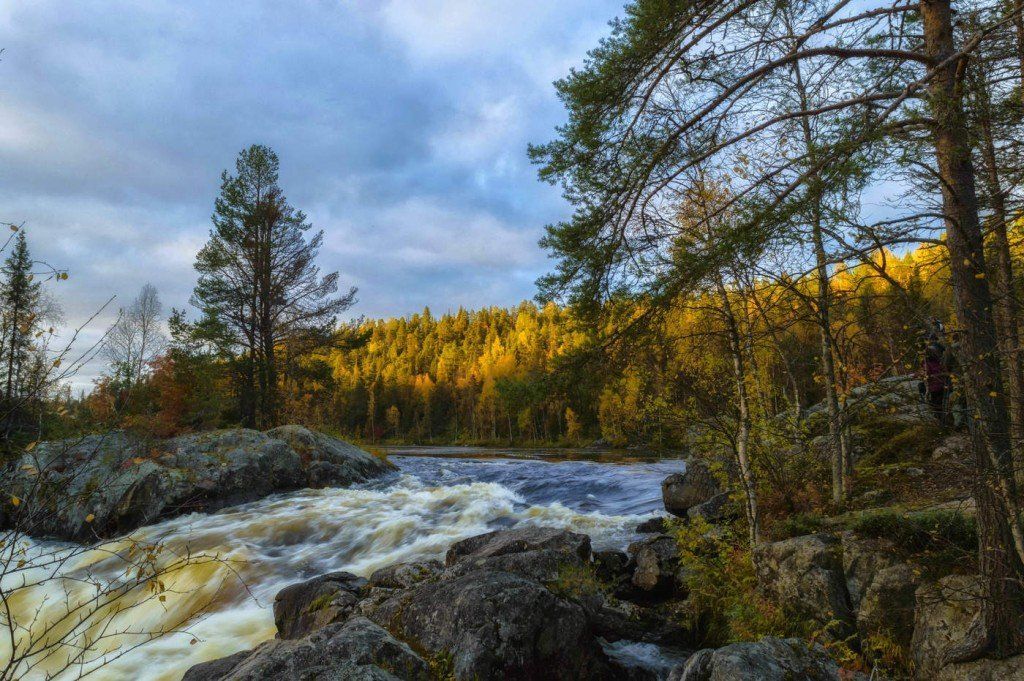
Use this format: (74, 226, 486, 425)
(0, 231, 43, 436)
(192, 145, 356, 428)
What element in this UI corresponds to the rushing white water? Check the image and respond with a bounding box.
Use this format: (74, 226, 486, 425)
(8, 451, 683, 680)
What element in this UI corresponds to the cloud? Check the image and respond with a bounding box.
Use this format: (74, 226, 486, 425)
(0, 0, 625, 390)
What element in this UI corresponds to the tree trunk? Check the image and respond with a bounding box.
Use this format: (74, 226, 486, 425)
(972, 68, 1024, 483)
(922, 0, 1024, 656)
(716, 277, 761, 550)
(792, 58, 848, 505)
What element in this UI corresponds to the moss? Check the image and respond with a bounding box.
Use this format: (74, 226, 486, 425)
(304, 593, 336, 614)
(770, 512, 826, 540)
(849, 508, 976, 577)
(548, 562, 602, 600)
(428, 650, 456, 681)
(857, 421, 942, 466)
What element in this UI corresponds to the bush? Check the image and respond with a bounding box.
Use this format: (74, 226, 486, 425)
(769, 512, 826, 540)
(672, 519, 794, 646)
(850, 508, 976, 576)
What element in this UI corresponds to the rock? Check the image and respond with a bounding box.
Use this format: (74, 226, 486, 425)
(841, 532, 902, 610)
(934, 655, 1024, 680)
(686, 492, 736, 524)
(3, 426, 393, 542)
(183, 616, 429, 681)
(182, 651, 252, 681)
(669, 637, 865, 680)
(931, 433, 970, 461)
(364, 569, 616, 680)
(593, 549, 632, 584)
(905, 466, 926, 477)
(662, 460, 721, 517)
(443, 526, 592, 583)
(857, 563, 918, 647)
(636, 516, 668, 534)
(274, 572, 367, 640)
(755, 534, 854, 639)
(627, 534, 681, 597)
(856, 488, 893, 507)
(367, 560, 442, 590)
(445, 525, 591, 565)
(911, 575, 986, 678)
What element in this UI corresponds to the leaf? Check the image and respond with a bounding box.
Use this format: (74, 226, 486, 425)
(190, 639, 198, 646)
(85, 513, 95, 523)
(52, 359, 62, 368)
(25, 441, 37, 452)
(10, 497, 20, 507)
(9, 224, 17, 231)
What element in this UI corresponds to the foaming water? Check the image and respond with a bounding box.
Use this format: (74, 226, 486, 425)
(8, 450, 683, 680)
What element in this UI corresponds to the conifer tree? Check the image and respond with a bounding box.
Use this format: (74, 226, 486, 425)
(192, 145, 356, 428)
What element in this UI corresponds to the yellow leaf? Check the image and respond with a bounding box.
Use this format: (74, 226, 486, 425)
(52, 359, 61, 368)
(159, 595, 166, 602)
(85, 513, 95, 523)
(975, 272, 985, 279)
(133, 457, 145, 465)
(10, 497, 20, 507)
(989, 391, 998, 398)
(8, 224, 17, 232)
(25, 441, 37, 452)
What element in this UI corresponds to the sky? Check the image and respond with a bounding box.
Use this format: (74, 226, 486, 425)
(0, 0, 626, 390)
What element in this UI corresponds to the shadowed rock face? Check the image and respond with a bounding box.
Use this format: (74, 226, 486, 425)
(186, 527, 625, 681)
(662, 461, 720, 517)
(669, 637, 867, 681)
(2, 425, 394, 542)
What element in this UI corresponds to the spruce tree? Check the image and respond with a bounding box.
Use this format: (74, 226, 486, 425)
(0, 231, 42, 433)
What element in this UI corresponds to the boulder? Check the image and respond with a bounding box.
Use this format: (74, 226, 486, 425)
(911, 575, 986, 678)
(662, 461, 721, 517)
(183, 616, 429, 681)
(931, 433, 970, 461)
(3, 426, 394, 542)
(755, 534, 854, 639)
(367, 560, 442, 590)
(443, 526, 592, 583)
(636, 516, 668, 534)
(593, 549, 632, 587)
(934, 655, 1024, 680)
(841, 531, 918, 646)
(628, 534, 681, 597)
(274, 572, 367, 640)
(668, 637, 864, 681)
(686, 492, 736, 524)
(364, 569, 617, 680)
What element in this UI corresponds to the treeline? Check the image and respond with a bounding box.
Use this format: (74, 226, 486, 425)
(72, 239, 961, 449)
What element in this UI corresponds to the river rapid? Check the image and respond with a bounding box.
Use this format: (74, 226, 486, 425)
(11, 447, 684, 680)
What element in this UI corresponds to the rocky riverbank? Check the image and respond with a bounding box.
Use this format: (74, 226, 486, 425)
(179, 453, 1024, 680)
(1, 425, 394, 541)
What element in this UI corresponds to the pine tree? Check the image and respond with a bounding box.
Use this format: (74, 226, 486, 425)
(192, 145, 356, 428)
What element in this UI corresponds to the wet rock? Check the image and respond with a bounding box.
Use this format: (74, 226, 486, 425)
(628, 534, 681, 597)
(364, 569, 617, 680)
(911, 575, 986, 678)
(443, 526, 592, 583)
(686, 492, 736, 524)
(593, 549, 632, 586)
(662, 461, 721, 517)
(274, 572, 367, 640)
(183, 616, 429, 681)
(3, 426, 393, 542)
(755, 534, 854, 639)
(934, 654, 1024, 680)
(669, 637, 864, 680)
(367, 560, 442, 590)
(636, 516, 668, 534)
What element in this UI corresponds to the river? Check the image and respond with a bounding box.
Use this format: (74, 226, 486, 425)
(13, 447, 684, 680)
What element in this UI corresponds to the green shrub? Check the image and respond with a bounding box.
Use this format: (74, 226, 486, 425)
(850, 508, 976, 576)
(549, 562, 602, 600)
(770, 512, 826, 540)
(672, 519, 795, 647)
